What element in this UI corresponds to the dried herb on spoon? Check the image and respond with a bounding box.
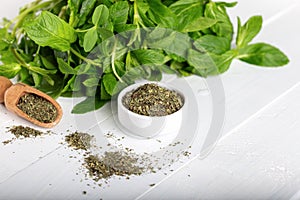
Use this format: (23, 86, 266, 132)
(17, 93, 58, 123)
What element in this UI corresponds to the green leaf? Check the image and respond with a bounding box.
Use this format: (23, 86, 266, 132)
(57, 58, 77, 74)
(92, 5, 109, 26)
(0, 28, 12, 51)
(83, 28, 98, 52)
(28, 65, 57, 75)
(83, 77, 99, 87)
(109, 1, 129, 25)
(160, 64, 178, 74)
(100, 81, 111, 100)
(147, 0, 178, 28)
(146, 29, 191, 58)
(72, 97, 107, 114)
(238, 43, 289, 67)
(170, 0, 206, 31)
(78, 0, 97, 27)
(102, 73, 118, 96)
(68, 0, 82, 26)
(0, 48, 18, 64)
(76, 64, 98, 75)
(148, 69, 163, 81)
(24, 11, 77, 51)
(19, 68, 31, 83)
(28, 65, 56, 86)
(215, 1, 238, 7)
(40, 55, 57, 70)
(0, 63, 22, 78)
(97, 27, 114, 40)
(182, 17, 217, 33)
(210, 50, 238, 74)
(194, 35, 231, 54)
(132, 49, 165, 65)
(36, 74, 64, 98)
(236, 16, 263, 48)
(32, 72, 43, 86)
(187, 49, 217, 76)
(204, 2, 234, 41)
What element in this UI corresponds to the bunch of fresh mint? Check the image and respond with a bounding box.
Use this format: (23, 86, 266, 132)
(0, 0, 289, 113)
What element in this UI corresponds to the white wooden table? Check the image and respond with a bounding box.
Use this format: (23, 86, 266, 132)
(1, 0, 300, 199)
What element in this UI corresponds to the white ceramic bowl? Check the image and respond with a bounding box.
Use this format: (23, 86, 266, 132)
(117, 82, 186, 138)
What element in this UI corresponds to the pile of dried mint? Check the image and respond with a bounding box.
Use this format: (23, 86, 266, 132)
(65, 132, 94, 151)
(84, 151, 144, 181)
(9, 125, 44, 138)
(17, 93, 57, 123)
(122, 83, 183, 116)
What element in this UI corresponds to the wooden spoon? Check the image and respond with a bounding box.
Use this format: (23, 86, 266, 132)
(0, 76, 13, 103)
(0, 76, 63, 128)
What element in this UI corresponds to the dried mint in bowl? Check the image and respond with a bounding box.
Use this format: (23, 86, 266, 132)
(122, 83, 183, 116)
(17, 93, 57, 123)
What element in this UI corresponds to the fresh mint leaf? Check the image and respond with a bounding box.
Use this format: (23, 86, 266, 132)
(103, 73, 118, 96)
(28, 65, 56, 86)
(37, 74, 65, 99)
(236, 16, 263, 48)
(100, 81, 111, 100)
(32, 72, 43, 86)
(28, 64, 56, 75)
(92, 5, 109, 26)
(83, 28, 98, 52)
(187, 49, 217, 76)
(132, 49, 165, 65)
(78, 0, 97, 27)
(0, 48, 18, 64)
(170, 0, 205, 31)
(210, 50, 238, 73)
(204, 2, 234, 41)
(136, 0, 155, 27)
(68, 0, 82, 26)
(215, 1, 238, 7)
(97, 27, 114, 40)
(160, 64, 178, 74)
(147, 0, 178, 28)
(147, 29, 191, 58)
(238, 43, 289, 67)
(24, 11, 77, 51)
(83, 77, 99, 87)
(0, 28, 12, 51)
(109, 1, 129, 25)
(182, 17, 217, 33)
(72, 97, 107, 114)
(40, 55, 57, 70)
(57, 58, 77, 74)
(0, 63, 22, 78)
(194, 35, 231, 55)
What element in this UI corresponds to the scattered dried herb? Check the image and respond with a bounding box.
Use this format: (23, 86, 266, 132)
(65, 132, 94, 151)
(9, 125, 44, 138)
(17, 93, 57, 123)
(2, 139, 13, 145)
(84, 151, 145, 181)
(123, 83, 183, 116)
